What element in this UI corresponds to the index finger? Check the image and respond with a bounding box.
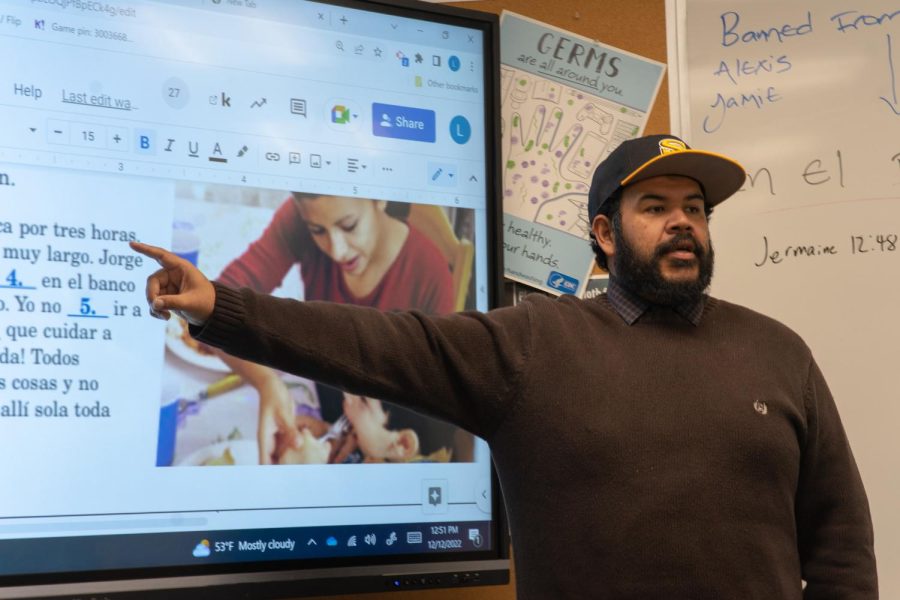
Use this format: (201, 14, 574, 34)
(129, 241, 187, 269)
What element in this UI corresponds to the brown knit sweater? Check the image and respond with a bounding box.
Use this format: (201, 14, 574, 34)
(195, 282, 877, 599)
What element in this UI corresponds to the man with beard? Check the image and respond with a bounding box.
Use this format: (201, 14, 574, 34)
(132, 135, 876, 599)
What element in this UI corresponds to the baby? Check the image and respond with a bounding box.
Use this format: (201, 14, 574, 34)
(277, 394, 419, 465)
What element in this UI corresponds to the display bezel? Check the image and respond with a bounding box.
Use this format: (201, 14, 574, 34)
(0, 0, 508, 597)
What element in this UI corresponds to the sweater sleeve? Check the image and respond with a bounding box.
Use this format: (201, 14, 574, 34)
(192, 282, 533, 440)
(796, 359, 878, 598)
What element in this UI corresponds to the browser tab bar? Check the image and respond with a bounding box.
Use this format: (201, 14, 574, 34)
(0, 0, 487, 205)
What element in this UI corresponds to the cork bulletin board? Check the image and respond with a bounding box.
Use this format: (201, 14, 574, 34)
(299, 2, 669, 599)
(461, 0, 671, 137)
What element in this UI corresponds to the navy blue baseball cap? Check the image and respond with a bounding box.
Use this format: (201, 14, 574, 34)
(587, 134, 746, 221)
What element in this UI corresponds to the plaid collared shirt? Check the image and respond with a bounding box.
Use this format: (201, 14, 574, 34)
(605, 277, 705, 326)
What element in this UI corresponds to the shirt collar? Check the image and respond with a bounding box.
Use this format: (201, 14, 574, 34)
(605, 277, 706, 326)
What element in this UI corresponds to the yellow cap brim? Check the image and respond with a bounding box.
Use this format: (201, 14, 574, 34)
(620, 150, 746, 207)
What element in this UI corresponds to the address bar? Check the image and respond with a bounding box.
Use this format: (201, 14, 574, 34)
(18, 0, 389, 78)
(29, 0, 139, 19)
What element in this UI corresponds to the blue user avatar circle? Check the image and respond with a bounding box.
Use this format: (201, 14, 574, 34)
(448, 55, 461, 72)
(449, 115, 471, 144)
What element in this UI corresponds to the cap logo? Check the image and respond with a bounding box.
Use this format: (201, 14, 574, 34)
(658, 138, 687, 155)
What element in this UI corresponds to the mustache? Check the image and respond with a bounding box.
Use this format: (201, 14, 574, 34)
(654, 233, 705, 259)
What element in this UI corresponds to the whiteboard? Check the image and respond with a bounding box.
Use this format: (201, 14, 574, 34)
(668, 0, 899, 594)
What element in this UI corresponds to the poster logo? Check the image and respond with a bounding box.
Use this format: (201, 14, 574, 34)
(547, 271, 578, 294)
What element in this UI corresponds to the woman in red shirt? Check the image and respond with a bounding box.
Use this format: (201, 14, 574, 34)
(215, 192, 455, 464)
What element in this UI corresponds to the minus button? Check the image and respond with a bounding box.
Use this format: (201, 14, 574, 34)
(47, 119, 69, 144)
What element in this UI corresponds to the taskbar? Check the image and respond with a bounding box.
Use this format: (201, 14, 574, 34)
(0, 520, 493, 578)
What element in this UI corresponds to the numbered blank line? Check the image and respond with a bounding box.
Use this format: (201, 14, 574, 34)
(65, 313, 109, 319)
(0, 285, 37, 290)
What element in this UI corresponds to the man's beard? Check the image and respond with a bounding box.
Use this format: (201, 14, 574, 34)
(613, 227, 714, 307)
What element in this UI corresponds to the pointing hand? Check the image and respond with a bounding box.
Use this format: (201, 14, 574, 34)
(130, 241, 216, 326)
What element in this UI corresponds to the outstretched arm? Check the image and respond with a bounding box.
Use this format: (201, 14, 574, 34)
(191, 283, 532, 441)
(132, 241, 534, 442)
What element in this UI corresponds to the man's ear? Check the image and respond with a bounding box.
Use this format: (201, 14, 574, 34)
(591, 214, 615, 258)
(387, 429, 420, 462)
